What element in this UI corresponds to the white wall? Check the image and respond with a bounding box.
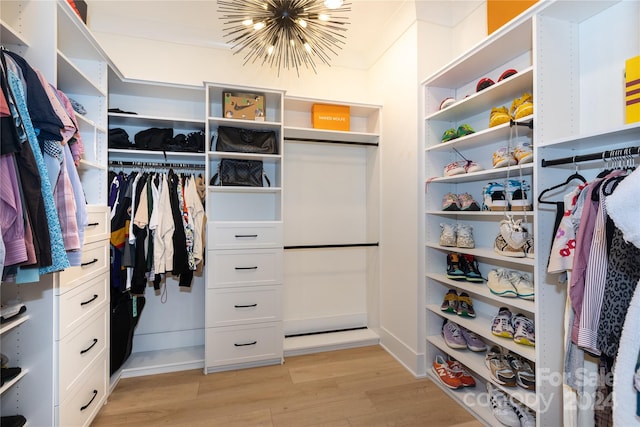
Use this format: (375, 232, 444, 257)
(95, 33, 375, 104)
(368, 22, 421, 374)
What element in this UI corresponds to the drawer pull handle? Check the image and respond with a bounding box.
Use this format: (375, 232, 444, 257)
(234, 303, 257, 308)
(87, 222, 100, 227)
(80, 389, 98, 411)
(80, 294, 99, 306)
(80, 338, 99, 355)
(235, 234, 258, 238)
(81, 258, 98, 267)
(235, 266, 258, 270)
(234, 341, 257, 347)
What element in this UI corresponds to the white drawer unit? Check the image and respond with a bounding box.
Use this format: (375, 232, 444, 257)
(84, 205, 110, 244)
(57, 273, 109, 341)
(208, 249, 283, 288)
(204, 83, 284, 374)
(205, 322, 283, 369)
(57, 308, 108, 404)
(206, 285, 282, 327)
(208, 221, 283, 250)
(57, 354, 108, 427)
(57, 239, 109, 294)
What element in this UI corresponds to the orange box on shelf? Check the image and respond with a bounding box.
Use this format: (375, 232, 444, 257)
(312, 104, 350, 131)
(626, 55, 640, 124)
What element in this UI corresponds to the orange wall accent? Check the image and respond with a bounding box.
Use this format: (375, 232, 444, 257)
(487, 0, 538, 34)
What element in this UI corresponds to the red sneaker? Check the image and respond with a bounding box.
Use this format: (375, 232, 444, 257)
(446, 356, 476, 387)
(432, 355, 463, 389)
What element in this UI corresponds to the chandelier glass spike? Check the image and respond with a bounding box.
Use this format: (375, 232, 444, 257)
(218, 0, 351, 75)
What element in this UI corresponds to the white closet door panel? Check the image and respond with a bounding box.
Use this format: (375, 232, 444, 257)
(283, 249, 367, 334)
(283, 143, 368, 245)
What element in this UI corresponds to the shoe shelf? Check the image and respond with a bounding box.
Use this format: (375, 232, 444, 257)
(427, 334, 538, 412)
(425, 304, 535, 362)
(425, 245, 535, 267)
(0, 368, 28, 397)
(425, 114, 533, 154)
(426, 273, 534, 314)
(425, 67, 534, 123)
(0, 315, 30, 336)
(425, 369, 502, 426)
(426, 163, 533, 184)
(425, 210, 531, 217)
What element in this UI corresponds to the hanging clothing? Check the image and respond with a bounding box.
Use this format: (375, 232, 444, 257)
(5, 55, 69, 274)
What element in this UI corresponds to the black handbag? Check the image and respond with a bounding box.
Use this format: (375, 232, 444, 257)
(215, 126, 278, 154)
(210, 159, 271, 187)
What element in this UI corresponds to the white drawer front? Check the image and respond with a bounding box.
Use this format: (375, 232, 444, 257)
(57, 240, 109, 294)
(206, 286, 282, 327)
(58, 354, 108, 427)
(208, 249, 283, 288)
(58, 309, 108, 404)
(84, 205, 109, 244)
(208, 222, 283, 249)
(58, 273, 108, 340)
(206, 322, 283, 367)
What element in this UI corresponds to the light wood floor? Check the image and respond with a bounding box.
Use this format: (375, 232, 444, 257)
(92, 345, 483, 427)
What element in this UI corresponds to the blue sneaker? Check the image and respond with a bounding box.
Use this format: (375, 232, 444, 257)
(482, 182, 508, 211)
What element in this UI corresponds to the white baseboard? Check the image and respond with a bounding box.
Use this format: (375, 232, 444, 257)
(118, 345, 204, 378)
(284, 328, 380, 357)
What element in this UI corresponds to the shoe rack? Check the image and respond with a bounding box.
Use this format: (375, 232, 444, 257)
(421, 9, 540, 426)
(420, 1, 639, 425)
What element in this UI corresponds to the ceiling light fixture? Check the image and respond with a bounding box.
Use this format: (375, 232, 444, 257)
(218, 0, 351, 76)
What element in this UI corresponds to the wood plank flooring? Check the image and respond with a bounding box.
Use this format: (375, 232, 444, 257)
(91, 346, 483, 427)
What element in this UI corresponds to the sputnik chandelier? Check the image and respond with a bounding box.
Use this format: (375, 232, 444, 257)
(218, 0, 351, 75)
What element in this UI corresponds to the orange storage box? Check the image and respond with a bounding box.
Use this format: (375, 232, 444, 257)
(312, 104, 350, 131)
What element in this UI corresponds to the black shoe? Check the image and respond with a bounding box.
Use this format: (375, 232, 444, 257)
(1, 415, 27, 427)
(461, 254, 483, 282)
(446, 253, 466, 281)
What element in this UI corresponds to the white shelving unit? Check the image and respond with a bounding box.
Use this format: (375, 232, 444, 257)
(420, 1, 639, 425)
(282, 96, 381, 354)
(106, 73, 207, 381)
(1, 1, 110, 426)
(204, 83, 285, 373)
(421, 8, 540, 427)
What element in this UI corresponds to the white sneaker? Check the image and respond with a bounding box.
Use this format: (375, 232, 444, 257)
(487, 269, 518, 298)
(512, 400, 536, 427)
(487, 382, 520, 427)
(508, 271, 534, 300)
(439, 223, 457, 247)
(456, 224, 475, 248)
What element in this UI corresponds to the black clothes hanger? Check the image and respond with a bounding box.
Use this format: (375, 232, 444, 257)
(538, 168, 587, 205)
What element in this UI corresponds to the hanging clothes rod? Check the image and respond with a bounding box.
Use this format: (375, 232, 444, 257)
(109, 160, 205, 169)
(541, 146, 640, 167)
(283, 137, 378, 147)
(284, 242, 379, 250)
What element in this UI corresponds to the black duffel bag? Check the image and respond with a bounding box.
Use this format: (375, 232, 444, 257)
(134, 128, 173, 150)
(215, 126, 277, 154)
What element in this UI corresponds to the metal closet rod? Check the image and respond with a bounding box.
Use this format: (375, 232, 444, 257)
(109, 160, 205, 169)
(284, 242, 379, 250)
(283, 137, 378, 147)
(541, 145, 640, 167)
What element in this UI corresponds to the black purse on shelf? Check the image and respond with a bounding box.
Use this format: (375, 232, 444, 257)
(215, 126, 278, 154)
(210, 159, 271, 187)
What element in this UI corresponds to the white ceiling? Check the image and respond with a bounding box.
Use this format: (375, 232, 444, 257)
(87, 0, 482, 70)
